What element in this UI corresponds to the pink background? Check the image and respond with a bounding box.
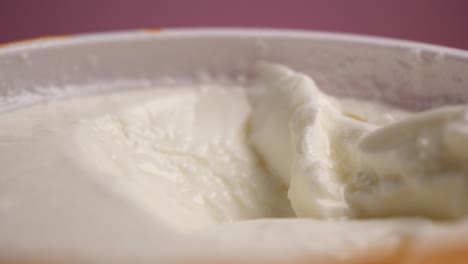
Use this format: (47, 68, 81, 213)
(1, 0, 467, 50)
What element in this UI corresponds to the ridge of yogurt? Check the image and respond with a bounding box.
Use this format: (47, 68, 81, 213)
(249, 63, 468, 220)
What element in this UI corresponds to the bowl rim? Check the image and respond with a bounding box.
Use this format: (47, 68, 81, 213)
(1, 28, 468, 58)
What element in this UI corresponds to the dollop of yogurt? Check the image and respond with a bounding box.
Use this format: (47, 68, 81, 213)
(249, 63, 468, 220)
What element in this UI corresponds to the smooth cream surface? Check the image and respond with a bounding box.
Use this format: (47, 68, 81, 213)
(75, 86, 293, 232)
(1, 63, 468, 259)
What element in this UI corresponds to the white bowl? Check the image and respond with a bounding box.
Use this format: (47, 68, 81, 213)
(1, 29, 468, 112)
(2, 29, 468, 263)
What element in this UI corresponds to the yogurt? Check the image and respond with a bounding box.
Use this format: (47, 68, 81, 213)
(1, 62, 468, 259)
(250, 63, 468, 220)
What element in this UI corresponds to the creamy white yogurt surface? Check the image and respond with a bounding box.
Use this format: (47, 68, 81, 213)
(1, 63, 468, 259)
